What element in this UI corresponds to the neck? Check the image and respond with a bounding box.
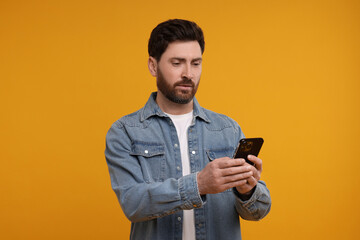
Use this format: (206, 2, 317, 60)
(156, 91, 194, 115)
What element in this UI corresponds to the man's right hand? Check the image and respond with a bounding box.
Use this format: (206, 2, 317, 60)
(197, 157, 253, 195)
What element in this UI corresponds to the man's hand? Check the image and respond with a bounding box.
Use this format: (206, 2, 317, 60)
(235, 155, 263, 195)
(197, 157, 253, 195)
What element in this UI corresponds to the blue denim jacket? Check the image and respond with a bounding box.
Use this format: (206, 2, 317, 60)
(105, 92, 271, 240)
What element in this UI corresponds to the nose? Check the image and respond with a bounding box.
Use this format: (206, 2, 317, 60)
(181, 64, 193, 79)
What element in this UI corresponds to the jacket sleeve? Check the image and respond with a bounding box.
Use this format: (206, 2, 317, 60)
(233, 181, 271, 220)
(105, 121, 204, 223)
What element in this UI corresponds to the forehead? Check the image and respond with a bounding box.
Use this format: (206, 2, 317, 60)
(160, 41, 202, 61)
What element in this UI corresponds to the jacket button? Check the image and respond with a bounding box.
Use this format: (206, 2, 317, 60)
(177, 217, 182, 221)
(192, 151, 196, 155)
(144, 150, 149, 154)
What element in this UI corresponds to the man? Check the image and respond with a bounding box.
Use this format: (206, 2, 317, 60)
(105, 19, 271, 240)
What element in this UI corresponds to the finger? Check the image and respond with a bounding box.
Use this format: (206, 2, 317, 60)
(247, 155, 263, 172)
(252, 168, 261, 181)
(216, 157, 245, 169)
(247, 165, 261, 181)
(246, 176, 258, 188)
(221, 165, 252, 177)
(235, 176, 258, 194)
(222, 170, 253, 183)
(224, 179, 248, 190)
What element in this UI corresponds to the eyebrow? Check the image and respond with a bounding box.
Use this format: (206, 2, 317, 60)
(170, 57, 202, 62)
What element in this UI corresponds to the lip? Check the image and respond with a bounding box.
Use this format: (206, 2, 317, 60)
(176, 83, 193, 87)
(176, 85, 193, 90)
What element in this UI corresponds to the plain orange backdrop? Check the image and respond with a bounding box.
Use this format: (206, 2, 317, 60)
(1, 0, 359, 239)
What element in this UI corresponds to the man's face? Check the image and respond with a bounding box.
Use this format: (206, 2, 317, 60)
(155, 41, 202, 104)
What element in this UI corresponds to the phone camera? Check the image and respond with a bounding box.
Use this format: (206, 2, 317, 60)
(242, 142, 253, 152)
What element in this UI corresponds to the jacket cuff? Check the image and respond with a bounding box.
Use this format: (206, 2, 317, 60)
(233, 184, 260, 204)
(233, 180, 271, 219)
(233, 186, 256, 201)
(178, 173, 204, 210)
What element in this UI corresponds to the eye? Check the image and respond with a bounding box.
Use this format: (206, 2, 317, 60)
(172, 61, 180, 66)
(192, 61, 201, 66)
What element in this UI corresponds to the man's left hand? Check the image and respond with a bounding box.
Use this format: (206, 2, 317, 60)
(235, 155, 263, 195)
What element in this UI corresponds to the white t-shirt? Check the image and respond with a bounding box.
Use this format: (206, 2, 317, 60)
(166, 111, 195, 240)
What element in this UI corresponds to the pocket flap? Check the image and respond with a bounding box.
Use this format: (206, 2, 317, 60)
(130, 141, 165, 157)
(206, 147, 234, 161)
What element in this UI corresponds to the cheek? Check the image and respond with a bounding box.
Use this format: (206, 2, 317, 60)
(163, 68, 181, 81)
(194, 68, 202, 79)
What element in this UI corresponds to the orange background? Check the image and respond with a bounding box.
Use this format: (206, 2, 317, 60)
(1, 0, 359, 239)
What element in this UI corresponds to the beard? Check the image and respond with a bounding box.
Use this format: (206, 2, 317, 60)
(156, 68, 200, 104)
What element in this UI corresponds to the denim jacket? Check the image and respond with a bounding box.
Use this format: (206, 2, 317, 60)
(105, 92, 271, 240)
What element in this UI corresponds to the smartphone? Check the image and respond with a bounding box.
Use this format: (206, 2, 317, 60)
(233, 138, 264, 165)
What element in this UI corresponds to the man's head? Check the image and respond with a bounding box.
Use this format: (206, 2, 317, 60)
(148, 19, 205, 107)
(148, 19, 205, 62)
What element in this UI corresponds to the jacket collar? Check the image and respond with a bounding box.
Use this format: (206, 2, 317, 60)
(140, 92, 210, 123)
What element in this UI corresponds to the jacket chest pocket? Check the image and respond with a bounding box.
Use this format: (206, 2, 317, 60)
(130, 141, 166, 182)
(205, 147, 234, 161)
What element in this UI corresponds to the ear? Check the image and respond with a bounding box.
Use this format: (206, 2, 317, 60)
(148, 57, 158, 77)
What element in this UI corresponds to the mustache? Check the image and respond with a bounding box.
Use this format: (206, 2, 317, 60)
(174, 78, 195, 87)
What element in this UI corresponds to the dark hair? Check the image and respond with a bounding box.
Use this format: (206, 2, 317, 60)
(148, 19, 205, 61)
